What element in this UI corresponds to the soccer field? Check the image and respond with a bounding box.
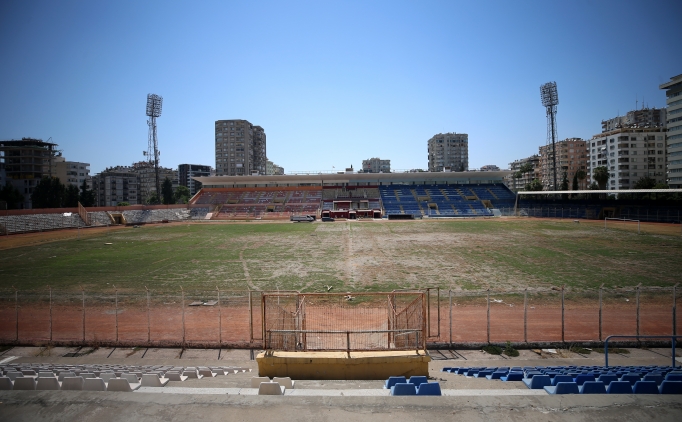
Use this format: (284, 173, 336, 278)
(0, 218, 680, 294)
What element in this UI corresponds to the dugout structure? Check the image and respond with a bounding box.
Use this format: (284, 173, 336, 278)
(262, 292, 426, 352)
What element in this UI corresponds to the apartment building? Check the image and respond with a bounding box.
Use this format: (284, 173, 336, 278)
(54, 157, 90, 189)
(539, 138, 588, 190)
(0, 138, 59, 208)
(265, 160, 284, 175)
(505, 155, 540, 192)
(601, 108, 666, 132)
(427, 133, 468, 172)
(362, 157, 391, 173)
(215, 120, 267, 176)
(588, 127, 666, 189)
(179, 164, 212, 196)
(131, 161, 177, 203)
(660, 74, 682, 188)
(91, 167, 140, 207)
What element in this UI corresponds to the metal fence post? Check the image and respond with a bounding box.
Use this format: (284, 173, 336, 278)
(486, 288, 490, 343)
(146, 286, 150, 344)
(81, 286, 85, 343)
(248, 290, 253, 343)
(114, 286, 118, 344)
(13, 286, 18, 342)
(181, 287, 185, 347)
(599, 284, 604, 342)
(217, 286, 222, 346)
(561, 285, 565, 343)
(635, 283, 642, 341)
(448, 289, 452, 347)
(674, 283, 679, 338)
(523, 288, 527, 343)
(48, 286, 52, 343)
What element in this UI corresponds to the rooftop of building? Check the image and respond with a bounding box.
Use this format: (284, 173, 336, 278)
(0, 138, 58, 147)
(659, 73, 682, 89)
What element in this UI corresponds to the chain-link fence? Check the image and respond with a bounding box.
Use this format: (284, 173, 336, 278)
(0, 286, 678, 348)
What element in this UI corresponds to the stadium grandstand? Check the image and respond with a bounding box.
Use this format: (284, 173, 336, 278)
(190, 171, 514, 220)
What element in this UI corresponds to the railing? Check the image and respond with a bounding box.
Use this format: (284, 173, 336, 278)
(604, 335, 681, 368)
(266, 329, 422, 353)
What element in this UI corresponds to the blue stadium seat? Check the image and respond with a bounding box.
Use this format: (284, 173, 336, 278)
(580, 381, 606, 394)
(607, 381, 633, 394)
(500, 372, 524, 382)
(523, 375, 552, 389)
(659, 381, 682, 394)
(551, 375, 574, 386)
(384, 376, 407, 389)
(408, 376, 428, 386)
(391, 383, 417, 396)
(597, 374, 619, 385)
(632, 381, 659, 394)
(642, 374, 664, 385)
(573, 374, 596, 386)
(416, 383, 442, 396)
(486, 371, 508, 380)
(620, 374, 642, 386)
(665, 373, 682, 382)
(544, 382, 579, 395)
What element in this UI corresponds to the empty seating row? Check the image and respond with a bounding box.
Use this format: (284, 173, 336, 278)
(441, 365, 682, 394)
(0, 213, 85, 234)
(384, 376, 441, 396)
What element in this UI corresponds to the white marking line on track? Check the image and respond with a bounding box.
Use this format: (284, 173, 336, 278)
(0, 356, 18, 364)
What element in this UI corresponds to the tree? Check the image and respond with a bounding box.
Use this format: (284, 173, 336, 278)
(117, 201, 130, 206)
(174, 185, 191, 204)
(560, 172, 569, 191)
(146, 193, 160, 205)
(161, 177, 175, 205)
(31, 177, 66, 209)
(64, 184, 80, 207)
(79, 179, 95, 207)
(572, 173, 579, 191)
(593, 166, 609, 190)
(633, 176, 656, 190)
(0, 182, 24, 209)
(524, 179, 543, 191)
(519, 162, 534, 174)
(576, 170, 587, 190)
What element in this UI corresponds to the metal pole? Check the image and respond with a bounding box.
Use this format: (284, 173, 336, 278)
(248, 290, 253, 343)
(635, 283, 642, 336)
(146, 286, 150, 344)
(427, 288, 431, 337)
(674, 283, 678, 338)
(523, 288, 527, 343)
(49, 286, 52, 343)
(217, 286, 222, 346)
(346, 331, 350, 357)
(14, 287, 18, 342)
(599, 284, 603, 342)
(448, 289, 452, 347)
(114, 286, 118, 343)
(81, 287, 85, 342)
(486, 288, 490, 343)
(437, 287, 441, 338)
(181, 287, 185, 347)
(561, 285, 565, 343)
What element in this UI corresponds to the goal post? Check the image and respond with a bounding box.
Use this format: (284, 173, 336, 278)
(604, 217, 640, 234)
(262, 292, 426, 352)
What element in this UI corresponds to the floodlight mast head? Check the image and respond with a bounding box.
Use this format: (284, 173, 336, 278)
(146, 94, 163, 117)
(540, 82, 559, 107)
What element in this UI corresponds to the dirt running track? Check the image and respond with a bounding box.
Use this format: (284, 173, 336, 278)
(1, 302, 678, 347)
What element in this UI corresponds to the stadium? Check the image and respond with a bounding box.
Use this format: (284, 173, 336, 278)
(1, 171, 682, 419)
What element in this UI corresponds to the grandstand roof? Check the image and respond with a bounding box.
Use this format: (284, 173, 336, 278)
(518, 189, 682, 195)
(194, 171, 512, 187)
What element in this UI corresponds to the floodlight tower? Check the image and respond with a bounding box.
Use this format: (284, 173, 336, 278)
(145, 94, 163, 201)
(540, 82, 559, 191)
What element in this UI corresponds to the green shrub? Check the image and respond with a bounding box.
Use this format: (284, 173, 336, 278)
(482, 344, 502, 355)
(503, 341, 519, 357)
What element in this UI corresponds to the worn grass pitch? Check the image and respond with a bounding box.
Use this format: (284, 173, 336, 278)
(0, 219, 680, 293)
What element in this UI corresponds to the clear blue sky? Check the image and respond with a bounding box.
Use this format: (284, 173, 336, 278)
(1, 0, 680, 174)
